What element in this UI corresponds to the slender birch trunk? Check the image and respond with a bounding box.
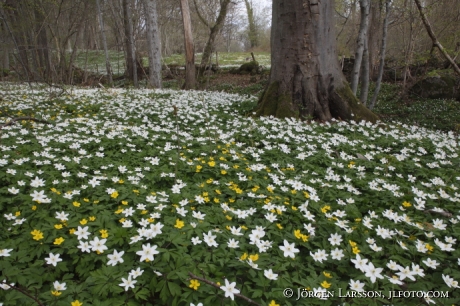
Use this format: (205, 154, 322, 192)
(143, 0, 162, 88)
(350, 0, 370, 95)
(96, 0, 113, 86)
(370, 0, 391, 110)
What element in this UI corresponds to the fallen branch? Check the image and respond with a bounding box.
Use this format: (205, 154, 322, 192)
(424, 209, 452, 218)
(0, 117, 52, 130)
(6, 283, 44, 306)
(188, 272, 261, 306)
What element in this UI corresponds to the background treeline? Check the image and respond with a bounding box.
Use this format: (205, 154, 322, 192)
(0, 0, 459, 86)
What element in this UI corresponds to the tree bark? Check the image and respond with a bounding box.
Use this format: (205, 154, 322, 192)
(369, 0, 391, 110)
(367, 0, 382, 80)
(360, 34, 370, 104)
(143, 0, 162, 88)
(122, 0, 138, 86)
(413, 0, 460, 76)
(180, 0, 196, 89)
(350, 0, 370, 95)
(96, 0, 113, 86)
(256, 0, 378, 122)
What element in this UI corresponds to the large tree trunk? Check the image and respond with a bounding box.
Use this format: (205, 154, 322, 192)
(122, 0, 138, 86)
(180, 0, 196, 89)
(256, 0, 377, 122)
(143, 0, 162, 88)
(350, 0, 370, 95)
(96, 0, 113, 86)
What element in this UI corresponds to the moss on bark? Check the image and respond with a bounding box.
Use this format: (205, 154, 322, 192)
(255, 82, 300, 119)
(336, 83, 379, 123)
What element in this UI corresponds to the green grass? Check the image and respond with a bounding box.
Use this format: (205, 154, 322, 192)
(370, 83, 460, 132)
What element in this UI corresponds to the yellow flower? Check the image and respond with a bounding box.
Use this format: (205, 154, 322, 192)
(80, 219, 88, 225)
(174, 219, 184, 229)
(221, 170, 227, 175)
(240, 252, 248, 261)
(31, 229, 44, 241)
(121, 201, 128, 205)
(141, 210, 148, 214)
(100, 229, 108, 238)
(291, 190, 297, 194)
(118, 179, 124, 184)
(352, 247, 360, 254)
(189, 279, 200, 290)
(196, 165, 202, 172)
(89, 216, 96, 221)
(54, 237, 65, 245)
(321, 205, 331, 213)
(51, 290, 62, 296)
(71, 300, 83, 306)
(83, 198, 89, 202)
(119, 218, 126, 223)
(111, 191, 119, 198)
(241, 225, 248, 230)
(32, 205, 37, 211)
(233, 165, 239, 169)
(69, 228, 76, 234)
(73, 201, 81, 207)
(303, 191, 310, 198)
(54, 224, 63, 229)
(323, 272, 332, 278)
(426, 243, 434, 252)
(321, 280, 331, 289)
(93, 200, 99, 204)
(225, 215, 232, 220)
(276, 223, 283, 229)
(249, 254, 259, 262)
(15, 211, 20, 217)
(402, 201, 412, 207)
(291, 206, 297, 211)
(294, 229, 302, 239)
(269, 300, 280, 306)
(349, 240, 357, 247)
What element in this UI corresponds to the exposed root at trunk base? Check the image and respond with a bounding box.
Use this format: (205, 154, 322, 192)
(255, 80, 379, 123)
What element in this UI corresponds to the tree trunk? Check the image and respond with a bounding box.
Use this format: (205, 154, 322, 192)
(244, 0, 258, 49)
(369, 0, 391, 110)
(350, 0, 370, 95)
(414, 0, 460, 76)
(143, 0, 162, 88)
(360, 34, 370, 104)
(256, 0, 378, 122)
(194, 0, 231, 75)
(368, 0, 382, 80)
(122, 0, 138, 86)
(180, 0, 196, 89)
(96, 0, 113, 86)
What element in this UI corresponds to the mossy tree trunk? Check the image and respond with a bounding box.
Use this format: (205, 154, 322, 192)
(256, 0, 378, 122)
